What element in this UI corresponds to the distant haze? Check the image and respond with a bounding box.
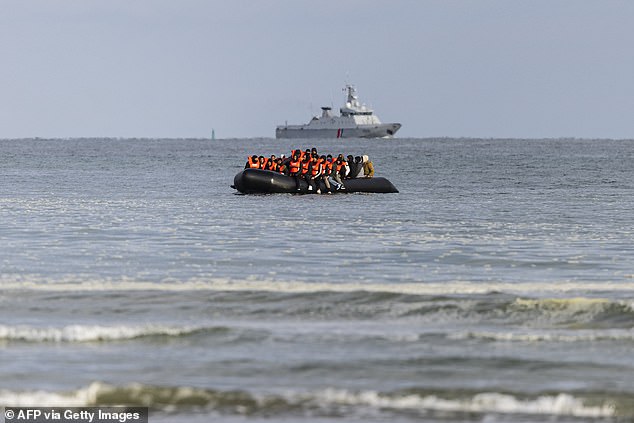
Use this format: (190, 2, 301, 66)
(1, 0, 633, 139)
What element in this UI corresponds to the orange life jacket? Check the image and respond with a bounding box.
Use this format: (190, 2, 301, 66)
(289, 159, 301, 174)
(310, 160, 322, 177)
(300, 160, 310, 175)
(322, 159, 332, 174)
(248, 157, 260, 168)
(335, 160, 347, 172)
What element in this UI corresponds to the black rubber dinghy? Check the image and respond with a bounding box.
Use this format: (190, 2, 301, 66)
(232, 169, 398, 194)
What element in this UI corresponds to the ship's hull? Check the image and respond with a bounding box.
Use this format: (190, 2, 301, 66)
(275, 123, 401, 139)
(232, 169, 399, 194)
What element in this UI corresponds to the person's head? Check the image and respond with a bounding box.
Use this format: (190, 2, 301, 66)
(251, 154, 257, 160)
(320, 155, 326, 161)
(258, 156, 265, 162)
(311, 147, 318, 154)
(293, 151, 300, 159)
(270, 154, 276, 160)
(355, 156, 362, 163)
(362, 155, 369, 163)
(327, 154, 332, 161)
(347, 155, 354, 162)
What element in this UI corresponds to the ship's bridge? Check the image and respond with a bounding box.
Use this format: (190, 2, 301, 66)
(339, 85, 374, 116)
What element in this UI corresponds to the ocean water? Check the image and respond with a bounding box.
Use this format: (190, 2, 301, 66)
(1, 137, 633, 422)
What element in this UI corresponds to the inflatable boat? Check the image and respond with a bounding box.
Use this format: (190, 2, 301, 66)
(232, 169, 399, 194)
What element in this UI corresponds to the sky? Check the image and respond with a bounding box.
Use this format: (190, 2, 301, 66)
(1, 0, 633, 139)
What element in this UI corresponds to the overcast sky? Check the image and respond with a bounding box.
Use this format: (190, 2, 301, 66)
(1, 0, 633, 139)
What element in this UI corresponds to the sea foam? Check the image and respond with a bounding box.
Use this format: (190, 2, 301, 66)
(0, 382, 618, 418)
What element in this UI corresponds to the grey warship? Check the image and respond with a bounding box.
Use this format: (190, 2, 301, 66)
(276, 85, 401, 139)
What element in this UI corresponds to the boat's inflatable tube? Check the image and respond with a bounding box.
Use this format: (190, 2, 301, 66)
(232, 169, 398, 194)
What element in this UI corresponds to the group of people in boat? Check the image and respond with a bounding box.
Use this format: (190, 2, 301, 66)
(244, 147, 374, 193)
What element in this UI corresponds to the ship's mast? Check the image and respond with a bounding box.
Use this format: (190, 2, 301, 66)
(345, 84, 357, 104)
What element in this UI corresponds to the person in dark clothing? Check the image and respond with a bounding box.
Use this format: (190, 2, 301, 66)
(353, 156, 363, 178)
(300, 154, 312, 190)
(346, 155, 358, 179)
(276, 158, 288, 175)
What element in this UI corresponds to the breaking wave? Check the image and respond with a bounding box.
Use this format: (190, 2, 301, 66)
(0, 382, 628, 420)
(0, 324, 231, 343)
(1, 297, 633, 344)
(4, 275, 634, 295)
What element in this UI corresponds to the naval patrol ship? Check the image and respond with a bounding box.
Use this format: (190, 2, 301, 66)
(276, 85, 401, 139)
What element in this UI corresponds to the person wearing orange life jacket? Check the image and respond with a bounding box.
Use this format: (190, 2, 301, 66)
(264, 154, 278, 172)
(322, 154, 334, 186)
(331, 154, 349, 189)
(299, 154, 313, 191)
(288, 151, 303, 191)
(300, 154, 311, 175)
(318, 155, 332, 193)
(305, 154, 322, 193)
(257, 156, 268, 169)
(245, 154, 259, 169)
(276, 158, 288, 175)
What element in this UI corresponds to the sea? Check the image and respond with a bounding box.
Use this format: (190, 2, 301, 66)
(1, 137, 633, 423)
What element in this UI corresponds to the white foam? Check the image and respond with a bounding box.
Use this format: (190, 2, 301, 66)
(0, 324, 202, 342)
(3, 275, 634, 296)
(449, 329, 634, 343)
(0, 382, 103, 407)
(0, 383, 617, 418)
(315, 389, 616, 418)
